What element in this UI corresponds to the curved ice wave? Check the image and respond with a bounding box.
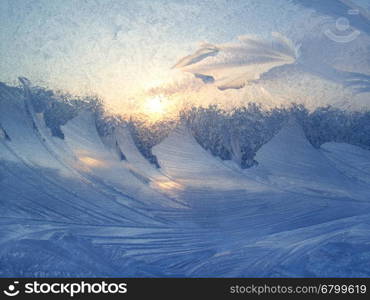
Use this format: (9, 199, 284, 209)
(1, 83, 370, 277)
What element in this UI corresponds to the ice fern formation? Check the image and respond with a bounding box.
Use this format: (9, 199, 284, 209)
(1, 80, 370, 277)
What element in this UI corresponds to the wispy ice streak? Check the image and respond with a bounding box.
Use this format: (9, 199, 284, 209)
(174, 33, 300, 90)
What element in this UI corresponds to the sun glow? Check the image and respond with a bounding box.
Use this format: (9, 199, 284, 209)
(143, 95, 168, 116)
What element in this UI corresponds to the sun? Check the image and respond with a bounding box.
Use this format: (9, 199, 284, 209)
(144, 95, 167, 115)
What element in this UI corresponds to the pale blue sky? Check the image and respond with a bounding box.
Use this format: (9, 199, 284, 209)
(1, 0, 369, 112)
(0, 1, 305, 94)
